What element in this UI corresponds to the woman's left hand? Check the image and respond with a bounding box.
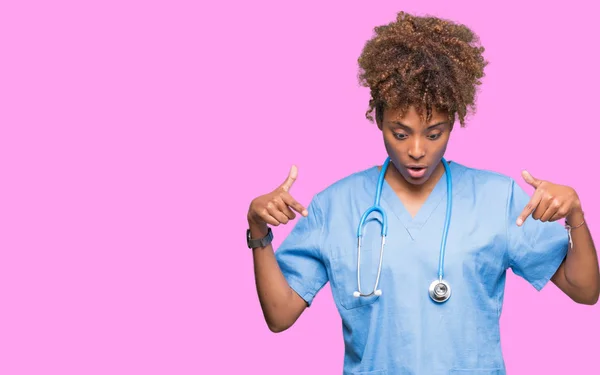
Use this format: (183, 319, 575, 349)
(517, 170, 582, 226)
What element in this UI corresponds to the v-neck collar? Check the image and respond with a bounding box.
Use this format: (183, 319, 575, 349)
(367, 160, 465, 240)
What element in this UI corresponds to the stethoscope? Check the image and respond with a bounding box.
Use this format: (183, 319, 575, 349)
(353, 156, 453, 303)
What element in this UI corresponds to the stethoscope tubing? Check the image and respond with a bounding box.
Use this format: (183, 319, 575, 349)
(354, 157, 452, 303)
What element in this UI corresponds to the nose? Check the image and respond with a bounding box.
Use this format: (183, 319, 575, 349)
(408, 139, 425, 160)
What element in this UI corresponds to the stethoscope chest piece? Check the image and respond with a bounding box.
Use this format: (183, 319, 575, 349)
(429, 279, 451, 303)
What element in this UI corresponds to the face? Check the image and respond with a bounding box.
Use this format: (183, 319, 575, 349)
(378, 105, 453, 187)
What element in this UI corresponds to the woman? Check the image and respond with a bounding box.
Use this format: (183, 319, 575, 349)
(245, 11, 599, 375)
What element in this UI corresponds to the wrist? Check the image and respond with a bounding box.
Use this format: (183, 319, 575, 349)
(566, 207, 585, 226)
(247, 216, 269, 238)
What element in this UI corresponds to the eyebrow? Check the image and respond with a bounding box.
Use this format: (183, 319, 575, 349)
(388, 121, 448, 130)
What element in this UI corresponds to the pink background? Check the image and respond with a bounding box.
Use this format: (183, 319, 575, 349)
(1, 0, 599, 374)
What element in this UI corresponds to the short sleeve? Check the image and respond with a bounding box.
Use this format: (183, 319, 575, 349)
(506, 179, 569, 291)
(275, 193, 328, 306)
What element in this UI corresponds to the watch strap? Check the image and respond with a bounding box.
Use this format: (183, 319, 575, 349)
(247, 227, 273, 249)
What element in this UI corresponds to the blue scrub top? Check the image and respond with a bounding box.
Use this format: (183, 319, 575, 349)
(274, 160, 569, 375)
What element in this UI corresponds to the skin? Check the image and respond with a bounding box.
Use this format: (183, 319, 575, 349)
(247, 166, 310, 332)
(379, 105, 599, 304)
(519, 172, 599, 304)
(376, 106, 453, 217)
(248, 105, 599, 332)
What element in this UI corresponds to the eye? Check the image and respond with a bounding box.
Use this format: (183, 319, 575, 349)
(428, 132, 442, 140)
(393, 132, 407, 140)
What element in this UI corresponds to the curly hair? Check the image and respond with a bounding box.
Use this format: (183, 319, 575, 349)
(357, 11, 488, 127)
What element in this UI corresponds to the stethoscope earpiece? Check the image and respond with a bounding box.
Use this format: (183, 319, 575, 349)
(354, 157, 453, 304)
(353, 289, 382, 298)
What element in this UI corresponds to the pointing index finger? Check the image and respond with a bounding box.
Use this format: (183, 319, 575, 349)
(282, 191, 308, 217)
(517, 189, 542, 226)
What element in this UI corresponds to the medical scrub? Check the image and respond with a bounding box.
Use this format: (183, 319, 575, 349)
(274, 160, 569, 375)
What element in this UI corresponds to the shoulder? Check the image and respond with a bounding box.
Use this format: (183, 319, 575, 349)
(310, 165, 378, 207)
(448, 160, 531, 215)
(450, 160, 518, 195)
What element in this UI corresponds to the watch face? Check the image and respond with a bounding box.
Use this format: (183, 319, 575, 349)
(246, 229, 253, 247)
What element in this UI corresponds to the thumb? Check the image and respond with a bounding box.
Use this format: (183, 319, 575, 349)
(280, 165, 298, 192)
(521, 170, 541, 188)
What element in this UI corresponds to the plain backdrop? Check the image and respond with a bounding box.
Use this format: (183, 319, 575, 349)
(1, 0, 599, 374)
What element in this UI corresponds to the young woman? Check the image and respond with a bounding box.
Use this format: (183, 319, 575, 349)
(245, 11, 599, 375)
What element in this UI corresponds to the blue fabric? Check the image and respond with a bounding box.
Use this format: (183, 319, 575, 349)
(274, 161, 569, 375)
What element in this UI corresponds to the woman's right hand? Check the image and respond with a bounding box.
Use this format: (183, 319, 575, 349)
(248, 165, 312, 332)
(247, 165, 308, 227)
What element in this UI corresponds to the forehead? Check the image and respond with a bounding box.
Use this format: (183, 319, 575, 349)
(383, 106, 448, 125)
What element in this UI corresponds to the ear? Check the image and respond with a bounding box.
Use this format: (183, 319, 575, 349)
(446, 115, 455, 132)
(375, 107, 384, 130)
(448, 113, 457, 131)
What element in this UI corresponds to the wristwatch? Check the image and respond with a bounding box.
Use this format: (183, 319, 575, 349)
(246, 227, 273, 249)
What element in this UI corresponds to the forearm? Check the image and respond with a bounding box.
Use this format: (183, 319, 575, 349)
(562, 208, 600, 302)
(249, 220, 303, 331)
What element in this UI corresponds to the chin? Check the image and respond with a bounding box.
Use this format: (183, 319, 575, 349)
(405, 176, 430, 186)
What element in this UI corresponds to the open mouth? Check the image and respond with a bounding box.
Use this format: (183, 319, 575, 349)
(406, 166, 427, 179)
